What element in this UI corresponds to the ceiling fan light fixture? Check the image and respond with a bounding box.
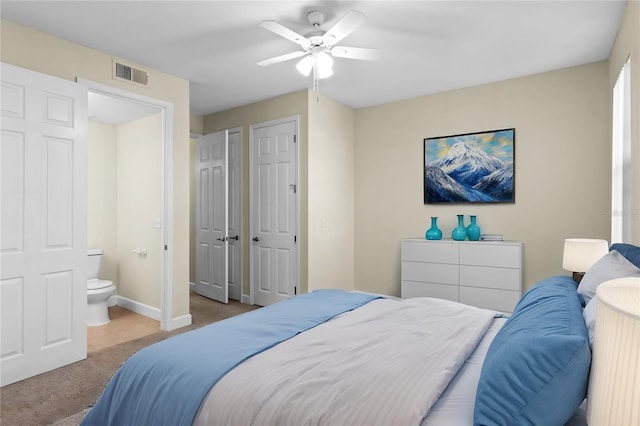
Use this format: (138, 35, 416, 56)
(296, 51, 333, 79)
(315, 63, 333, 80)
(296, 55, 314, 76)
(315, 51, 334, 79)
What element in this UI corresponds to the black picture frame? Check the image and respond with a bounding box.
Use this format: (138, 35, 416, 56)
(424, 128, 515, 204)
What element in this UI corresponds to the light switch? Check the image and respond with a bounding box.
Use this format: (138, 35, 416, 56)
(153, 218, 162, 229)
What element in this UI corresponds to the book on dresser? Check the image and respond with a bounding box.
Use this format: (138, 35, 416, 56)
(400, 238, 523, 313)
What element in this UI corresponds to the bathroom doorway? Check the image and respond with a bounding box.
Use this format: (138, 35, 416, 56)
(83, 79, 174, 340)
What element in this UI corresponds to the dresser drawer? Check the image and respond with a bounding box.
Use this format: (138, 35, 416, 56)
(459, 286, 520, 313)
(401, 241, 458, 264)
(401, 261, 458, 285)
(400, 238, 523, 311)
(459, 243, 522, 268)
(401, 281, 458, 301)
(459, 265, 521, 291)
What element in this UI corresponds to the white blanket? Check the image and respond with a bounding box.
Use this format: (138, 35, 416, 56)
(195, 297, 497, 426)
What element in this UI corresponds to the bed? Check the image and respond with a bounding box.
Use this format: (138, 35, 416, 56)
(81, 243, 640, 426)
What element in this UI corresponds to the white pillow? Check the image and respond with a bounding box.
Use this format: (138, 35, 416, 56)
(577, 250, 640, 305)
(583, 296, 597, 347)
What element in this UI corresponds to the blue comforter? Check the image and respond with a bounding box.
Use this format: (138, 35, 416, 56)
(81, 290, 380, 426)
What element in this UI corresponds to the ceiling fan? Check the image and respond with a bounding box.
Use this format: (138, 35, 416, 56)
(257, 10, 379, 83)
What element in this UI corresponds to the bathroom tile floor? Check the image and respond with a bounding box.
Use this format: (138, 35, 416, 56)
(87, 306, 160, 353)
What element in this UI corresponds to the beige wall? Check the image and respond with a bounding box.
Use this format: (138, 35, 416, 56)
(117, 113, 162, 306)
(203, 91, 310, 295)
(88, 115, 163, 307)
(87, 121, 118, 284)
(354, 62, 611, 296)
(307, 94, 356, 291)
(190, 112, 204, 136)
(609, 1, 640, 245)
(1, 19, 191, 318)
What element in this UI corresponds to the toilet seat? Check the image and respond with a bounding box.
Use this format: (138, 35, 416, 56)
(88, 279, 114, 291)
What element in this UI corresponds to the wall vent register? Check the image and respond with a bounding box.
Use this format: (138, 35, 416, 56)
(113, 60, 148, 86)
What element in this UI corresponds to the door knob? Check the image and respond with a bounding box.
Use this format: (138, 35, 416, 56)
(252, 237, 259, 242)
(216, 237, 225, 241)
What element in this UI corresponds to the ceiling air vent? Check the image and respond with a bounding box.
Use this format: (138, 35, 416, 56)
(113, 60, 148, 87)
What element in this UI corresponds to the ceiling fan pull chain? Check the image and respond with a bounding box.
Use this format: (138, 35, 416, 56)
(312, 64, 319, 94)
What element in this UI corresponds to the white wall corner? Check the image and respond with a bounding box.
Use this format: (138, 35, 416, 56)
(166, 314, 192, 331)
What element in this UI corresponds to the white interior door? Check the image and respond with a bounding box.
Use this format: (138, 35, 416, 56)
(250, 118, 298, 307)
(1, 62, 88, 386)
(227, 129, 241, 301)
(195, 130, 228, 303)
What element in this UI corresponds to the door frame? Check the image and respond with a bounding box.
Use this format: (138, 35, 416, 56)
(248, 115, 299, 305)
(78, 79, 175, 330)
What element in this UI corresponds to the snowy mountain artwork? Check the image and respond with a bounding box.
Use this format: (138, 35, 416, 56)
(424, 129, 515, 203)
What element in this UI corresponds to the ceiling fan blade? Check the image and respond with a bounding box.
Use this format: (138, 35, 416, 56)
(330, 46, 380, 61)
(260, 20, 311, 50)
(321, 10, 366, 47)
(257, 51, 308, 67)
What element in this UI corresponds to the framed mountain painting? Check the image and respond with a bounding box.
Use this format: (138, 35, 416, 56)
(424, 128, 515, 204)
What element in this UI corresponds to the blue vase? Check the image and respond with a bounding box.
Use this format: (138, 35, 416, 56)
(452, 214, 467, 241)
(466, 215, 481, 241)
(426, 217, 442, 240)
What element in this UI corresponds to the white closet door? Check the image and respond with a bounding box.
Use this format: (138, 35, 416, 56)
(250, 119, 298, 307)
(1, 62, 88, 386)
(227, 130, 241, 302)
(195, 130, 228, 303)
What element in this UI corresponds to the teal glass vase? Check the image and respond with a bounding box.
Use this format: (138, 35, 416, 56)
(425, 217, 442, 240)
(452, 214, 467, 241)
(466, 215, 481, 241)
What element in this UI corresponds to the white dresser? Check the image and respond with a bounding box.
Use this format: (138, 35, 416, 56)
(401, 238, 523, 312)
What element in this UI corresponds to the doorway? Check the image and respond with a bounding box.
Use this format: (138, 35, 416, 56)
(81, 79, 174, 330)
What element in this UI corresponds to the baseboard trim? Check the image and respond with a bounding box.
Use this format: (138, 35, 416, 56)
(166, 314, 192, 331)
(241, 293, 251, 304)
(115, 296, 161, 321)
(115, 296, 193, 331)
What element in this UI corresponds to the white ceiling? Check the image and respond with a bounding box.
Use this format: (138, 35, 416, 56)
(88, 92, 161, 125)
(1, 1, 627, 117)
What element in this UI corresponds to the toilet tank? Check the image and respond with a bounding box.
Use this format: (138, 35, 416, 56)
(87, 248, 104, 280)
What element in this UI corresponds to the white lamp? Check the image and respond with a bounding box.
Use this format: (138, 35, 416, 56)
(587, 277, 640, 425)
(562, 238, 609, 283)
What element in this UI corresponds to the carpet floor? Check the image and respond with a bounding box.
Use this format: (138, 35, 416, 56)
(0, 293, 257, 426)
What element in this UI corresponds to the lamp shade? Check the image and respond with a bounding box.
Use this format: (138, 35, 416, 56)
(296, 55, 314, 77)
(314, 52, 333, 79)
(295, 52, 333, 80)
(587, 277, 640, 425)
(562, 238, 609, 273)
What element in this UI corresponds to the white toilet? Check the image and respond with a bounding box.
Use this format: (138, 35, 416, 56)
(87, 249, 116, 326)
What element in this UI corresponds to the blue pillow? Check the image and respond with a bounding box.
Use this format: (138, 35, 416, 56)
(609, 243, 640, 268)
(474, 276, 591, 426)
